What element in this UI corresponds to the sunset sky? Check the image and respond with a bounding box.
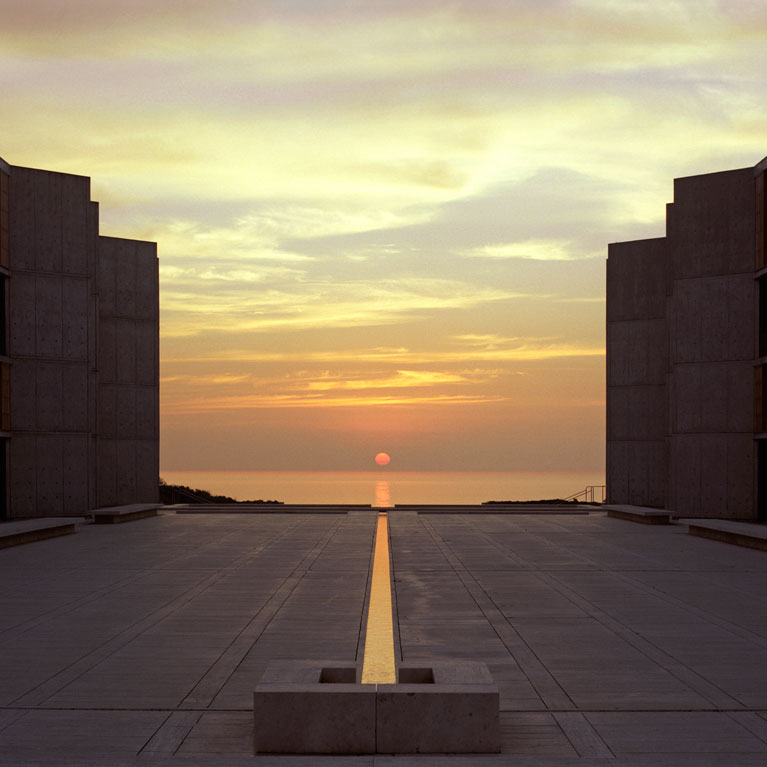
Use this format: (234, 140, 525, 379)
(2, 0, 766, 475)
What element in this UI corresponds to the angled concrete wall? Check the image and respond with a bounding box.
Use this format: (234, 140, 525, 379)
(607, 161, 761, 520)
(0, 162, 8, 520)
(7, 167, 96, 517)
(606, 237, 668, 508)
(666, 168, 756, 519)
(97, 236, 159, 508)
(5, 162, 158, 518)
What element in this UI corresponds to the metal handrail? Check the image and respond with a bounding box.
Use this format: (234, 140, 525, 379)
(565, 485, 606, 503)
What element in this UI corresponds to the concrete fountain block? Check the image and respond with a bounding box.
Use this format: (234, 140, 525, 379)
(254, 660, 499, 754)
(377, 662, 500, 754)
(253, 661, 375, 754)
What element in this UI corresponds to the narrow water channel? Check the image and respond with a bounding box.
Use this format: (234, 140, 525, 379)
(360, 511, 396, 683)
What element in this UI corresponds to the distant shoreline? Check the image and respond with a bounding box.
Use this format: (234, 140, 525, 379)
(159, 481, 282, 505)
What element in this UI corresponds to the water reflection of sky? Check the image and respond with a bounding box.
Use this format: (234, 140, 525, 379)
(361, 513, 396, 684)
(375, 480, 391, 508)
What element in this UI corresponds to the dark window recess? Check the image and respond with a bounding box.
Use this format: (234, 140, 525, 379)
(761, 277, 767, 359)
(759, 171, 767, 271)
(759, 440, 767, 523)
(756, 365, 767, 433)
(0, 439, 6, 521)
(0, 274, 5, 356)
(1, 363, 8, 431)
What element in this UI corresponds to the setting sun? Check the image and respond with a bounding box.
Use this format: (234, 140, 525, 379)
(375, 452, 391, 466)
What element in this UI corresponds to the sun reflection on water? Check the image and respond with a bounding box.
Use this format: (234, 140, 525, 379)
(374, 480, 391, 508)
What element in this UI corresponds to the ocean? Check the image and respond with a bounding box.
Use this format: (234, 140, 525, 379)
(159, 470, 604, 506)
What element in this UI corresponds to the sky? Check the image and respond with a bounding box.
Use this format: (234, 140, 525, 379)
(1, 0, 766, 476)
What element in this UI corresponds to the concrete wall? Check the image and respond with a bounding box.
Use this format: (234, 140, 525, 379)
(0, 162, 8, 519)
(607, 164, 759, 519)
(666, 168, 756, 519)
(606, 238, 668, 508)
(7, 167, 97, 517)
(1, 161, 8, 268)
(5, 163, 159, 518)
(97, 237, 159, 507)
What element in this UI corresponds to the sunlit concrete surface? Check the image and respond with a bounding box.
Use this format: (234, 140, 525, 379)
(3, 507, 767, 765)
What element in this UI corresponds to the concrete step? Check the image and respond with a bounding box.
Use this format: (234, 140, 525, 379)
(680, 518, 767, 551)
(91, 503, 163, 524)
(0, 517, 78, 548)
(605, 505, 672, 524)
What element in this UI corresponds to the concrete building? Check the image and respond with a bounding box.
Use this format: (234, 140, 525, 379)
(607, 155, 767, 520)
(0, 155, 158, 519)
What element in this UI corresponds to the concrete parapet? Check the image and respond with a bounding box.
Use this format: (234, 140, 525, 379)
(605, 505, 672, 524)
(175, 504, 350, 514)
(0, 517, 78, 548)
(92, 503, 162, 524)
(682, 518, 767, 551)
(417, 505, 590, 514)
(253, 660, 500, 754)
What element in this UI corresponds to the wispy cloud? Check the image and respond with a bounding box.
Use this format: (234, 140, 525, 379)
(163, 391, 506, 414)
(463, 239, 576, 261)
(299, 369, 492, 392)
(3, 0, 762, 472)
(163, 338, 605, 365)
(161, 362, 507, 412)
(160, 275, 530, 336)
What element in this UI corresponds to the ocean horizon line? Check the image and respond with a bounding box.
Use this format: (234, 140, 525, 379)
(160, 469, 605, 506)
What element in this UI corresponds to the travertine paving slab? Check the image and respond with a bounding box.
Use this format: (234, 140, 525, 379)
(586, 711, 767, 755)
(0, 709, 165, 759)
(1, 508, 767, 764)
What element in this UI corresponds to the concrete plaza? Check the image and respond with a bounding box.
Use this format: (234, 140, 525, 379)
(2, 507, 767, 765)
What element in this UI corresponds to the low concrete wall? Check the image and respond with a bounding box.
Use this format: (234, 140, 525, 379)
(254, 660, 500, 754)
(0, 518, 77, 549)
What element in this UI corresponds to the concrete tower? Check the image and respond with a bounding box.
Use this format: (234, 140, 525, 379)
(607, 155, 767, 520)
(0, 156, 158, 519)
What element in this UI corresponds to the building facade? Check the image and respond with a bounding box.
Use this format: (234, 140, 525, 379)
(0, 156, 158, 519)
(607, 155, 767, 520)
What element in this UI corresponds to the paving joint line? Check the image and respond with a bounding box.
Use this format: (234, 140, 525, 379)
(538, 568, 748, 710)
(170, 516, 352, 754)
(725, 711, 767, 747)
(169, 516, 314, 699)
(10, 521, 305, 708)
(354, 515, 379, 667)
(178, 515, 348, 709)
(517, 525, 767, 650)
(10, 569, 230, 708)
(553, 711, 615, 758)
(451, 516, 749, 710)
(387, 513, 404, 666)
(0, 519, 293, 646)
(416, 514, 576, 711)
